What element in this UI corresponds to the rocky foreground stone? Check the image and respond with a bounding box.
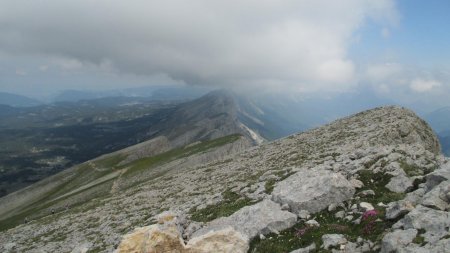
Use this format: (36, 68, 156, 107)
(271, 169, 355, 214)
(116, 212, 249, 253)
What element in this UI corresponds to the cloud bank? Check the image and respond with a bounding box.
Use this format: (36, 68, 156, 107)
(0, 0, 398, 91)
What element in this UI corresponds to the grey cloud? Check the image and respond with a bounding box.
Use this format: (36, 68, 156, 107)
(0, 0, 398, 90)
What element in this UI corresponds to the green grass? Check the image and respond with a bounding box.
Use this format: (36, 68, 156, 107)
(356, 169, 405, 204)
(190, 190, 255, 222)
(399, 160, 437, 177)
(0, 134, 243, 232)
(123, 134, 242, 176)
(412, 228, 426, 246)
(265, 179, 276, 194)
(249, 169, 406, 252)
(249, 207, 392, 253)
(92, 154, 126, 169)
(399, 160, 423, 177)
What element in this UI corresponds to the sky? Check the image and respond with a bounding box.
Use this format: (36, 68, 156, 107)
(0, 0, 449, 108)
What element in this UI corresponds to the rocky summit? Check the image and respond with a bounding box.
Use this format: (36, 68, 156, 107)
(1, 106, 450, 253)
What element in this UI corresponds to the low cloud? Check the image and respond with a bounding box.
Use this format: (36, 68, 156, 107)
(410, 78, 441, 92)
(0, 0, 398, 91)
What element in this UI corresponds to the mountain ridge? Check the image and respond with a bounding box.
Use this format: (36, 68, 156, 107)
(0, 92, 42, 107)
(1, 105, 448, 253)
(0, 90, 272, 196)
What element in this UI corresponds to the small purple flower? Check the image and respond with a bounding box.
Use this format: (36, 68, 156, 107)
(361, 209, 379, 235)
(362, 209, 378, 221)
(295, 227, 309, 238)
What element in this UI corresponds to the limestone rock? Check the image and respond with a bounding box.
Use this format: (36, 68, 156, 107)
(116, 224, 184, 253)
(404, 188, 426, 205)
(328, 203, 337, 212)
(289, 243, 316, 253)
(322, 234, 347, 250)
(426, 163, 450, 190)
(421, 181, 450, 211)
(350, 179, 364, 189)
(358, 189, 375, 197)
(385, 200, 415, 220)
(3, 243, 15, 252)
(271, 169, 355, 214)
(186, 227, 249, 253)
(183, 221, 203, 240)
(381, 229, 417, 253)
(393, 205, 450, 243)
(386, 174, 413, 193)
(335, 211, 345, 219)
(305, 219, 320, 227)
(423, 238, 450, 252)
(296, 210, 310, 220)
(71, 243, 91, 253)
(359, 202, 374, 211)
(191, 199, 297, 240)
(116, 213, 249, 253)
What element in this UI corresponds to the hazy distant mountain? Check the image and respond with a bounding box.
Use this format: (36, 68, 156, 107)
(0, 92, 42, 107)
(244, 87, 396, 136)
(51, 85, 211, 103)
(52, 90, 101, 102)
(424, 106, 450, 155)
(0, 90, 272, 197)
(424, 106, 450, 133)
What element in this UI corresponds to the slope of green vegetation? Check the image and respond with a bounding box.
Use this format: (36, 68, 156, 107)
(123, 134, 241, 176)
(190, 190, 255, 222)
(0, 134, 242, 232)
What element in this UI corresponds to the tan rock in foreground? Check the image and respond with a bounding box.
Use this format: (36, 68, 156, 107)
(116, 213, 248, 253)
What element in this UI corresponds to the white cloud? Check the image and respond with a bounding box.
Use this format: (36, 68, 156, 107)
(410, 78, 441, 92)
(0, 0, 398, 91)
(366, 62, 403, 81)
(317, 59, 355, 83)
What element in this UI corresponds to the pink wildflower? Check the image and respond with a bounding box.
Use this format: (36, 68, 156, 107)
(362, 209, 378, 221)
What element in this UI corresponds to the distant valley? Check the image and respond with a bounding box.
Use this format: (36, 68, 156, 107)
(0, 90, 299, 197)
(2, 89, 450, 198)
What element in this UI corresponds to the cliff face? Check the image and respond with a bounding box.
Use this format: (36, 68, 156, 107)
(1, 106, 448, 253)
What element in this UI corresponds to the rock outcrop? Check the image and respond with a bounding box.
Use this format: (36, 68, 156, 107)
(380, 161, 450, 252)
(191, 199, 297, 240)
(116, 213, 249, 253)
(271, 169, 355, 213)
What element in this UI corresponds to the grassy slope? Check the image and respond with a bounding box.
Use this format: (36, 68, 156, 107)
(0, 134, 242, 232)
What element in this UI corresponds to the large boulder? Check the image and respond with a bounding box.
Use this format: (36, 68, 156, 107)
(393, 205, 450, 243)
(386, 174, 413, 193)
(385, 200, 415, 220)
(289, 243, 316, 253)
(321, 234, 347, 250)
(381, 229, 417, 253)
(271, 169, 355, 213)
(421, 181, 450, 211)
(186, 227, 248, 253)
(116, 223, 185, 253)
(426, 162, 450, 190)
(191, 199, 297, 240)
(115, 213, 249, 253)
